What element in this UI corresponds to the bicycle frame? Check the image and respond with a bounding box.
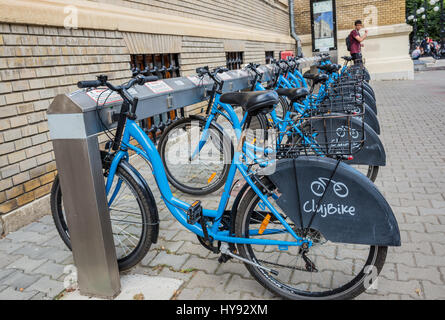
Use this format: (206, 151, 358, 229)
(105, 118, 310, 248)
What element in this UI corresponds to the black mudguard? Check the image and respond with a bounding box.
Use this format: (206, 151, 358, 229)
(363, 104, 380, 135)
(119, 160, 160, 244)
(266, 157, 400, 246)
(363, 91, 378, 115)
(310, 115, 386, 166)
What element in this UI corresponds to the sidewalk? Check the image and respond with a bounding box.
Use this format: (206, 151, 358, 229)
(414, 57, 445, 72)
(1, 70, 445, 300)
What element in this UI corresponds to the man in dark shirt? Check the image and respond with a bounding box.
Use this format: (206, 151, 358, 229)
(349, 20, 368, 65)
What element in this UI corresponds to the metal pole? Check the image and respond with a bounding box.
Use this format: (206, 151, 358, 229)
(424, 0, 429, 37)
(441, 0, 445, 52)
(413, 5, 418, 47)
(47, 96, 121, 299)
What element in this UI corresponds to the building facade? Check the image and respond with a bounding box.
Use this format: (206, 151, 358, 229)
(0, 0, 296, 234)
(295, 0, 414, 80)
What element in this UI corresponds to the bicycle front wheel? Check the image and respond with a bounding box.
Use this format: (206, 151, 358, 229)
(234, 187, 387, 300)
(50, 160, 156, 271)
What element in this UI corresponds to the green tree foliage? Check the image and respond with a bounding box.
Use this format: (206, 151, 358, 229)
(406, 0, 444, 40)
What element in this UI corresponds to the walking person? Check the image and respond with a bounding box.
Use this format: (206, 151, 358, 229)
(348, 20, 368, 65)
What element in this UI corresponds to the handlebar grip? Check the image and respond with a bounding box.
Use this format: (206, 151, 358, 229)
(196, 66, 209, 76)
(138, 75, 158, 85)
(77, 80, 103, 88)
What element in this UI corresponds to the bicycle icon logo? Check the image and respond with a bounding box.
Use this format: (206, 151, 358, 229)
(336, 126, 360, 139)
(310, 177, 349, 198)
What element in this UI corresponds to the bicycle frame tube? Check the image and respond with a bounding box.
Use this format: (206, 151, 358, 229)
(106, 119, 307, 247)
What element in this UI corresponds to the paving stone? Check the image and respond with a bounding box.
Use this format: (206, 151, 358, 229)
(158, 229, 179, 241)
(139, 250, 158, 267)
(5, 230, 53, 244)
(225, 275, 266, 296)
(215, 261, 251, 279)
(397, 264, 442, 283)
(0, 270, 40, 290)
(38, 215, 54, 225)
(44, 249, 71, 263)
(175, 287, 202, 300)
(376, 279, 423, 299)
(242, 292, 280, 300)
(158, 268, 194, 282)
(187, 271, 231, 290)
(13, 244, 55, 260)
(0, 239, 25, 254)
(6, 256, 47, 273)
(0, 287, 39, 300)
(414, 253, 445, 268)
(21, 222, 54, 234)
(176, 242, 211, 258)
(0, 251, 22, 269)
(152, 240, 184, 254)
(26, 276, 64, 298)
(33, 260, 65, 280)
(181, 256, 219, 274)
(422, 281, 445, 299)
(199, 288, 241, 300)
(148, 252, 189, 271)
(0, 269, 17, 282)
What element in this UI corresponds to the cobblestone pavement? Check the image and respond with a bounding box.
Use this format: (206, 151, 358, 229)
(1, 70, 445, 300)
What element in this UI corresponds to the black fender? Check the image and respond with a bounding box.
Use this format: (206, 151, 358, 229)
(266, 157, 401, 246)
(119, 159, 160, 244)
(310, 115, 386, 166)
(363, 91, 378, 115)
(363, 103, 380, 135)
(363, 90, 377, 114)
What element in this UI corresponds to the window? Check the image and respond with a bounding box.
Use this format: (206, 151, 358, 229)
(226, 52, 244, 70)
(265, 51, 274, 64)
(130, 53, 181, 140)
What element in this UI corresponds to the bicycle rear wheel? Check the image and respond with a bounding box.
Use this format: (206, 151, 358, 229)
(234, 187, 387, 300)
(50, 160, 156, 271)
(351, 165, 379, 182)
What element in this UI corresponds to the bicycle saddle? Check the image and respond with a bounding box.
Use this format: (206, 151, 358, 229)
(318, 64, 341, 73)
(342, 56, 354, 61)
(303, 72, 329, 85)
(276, 88, 310, 102)
(220, 91, 279, 116)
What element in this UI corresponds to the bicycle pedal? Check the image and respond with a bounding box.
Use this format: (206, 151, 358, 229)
(218, 253, 232, 264)
(187, 200, 203, 225)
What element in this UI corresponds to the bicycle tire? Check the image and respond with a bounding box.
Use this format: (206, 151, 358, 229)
(50, 160, 155, 271)
(234, 186, 387, 300)
(158, 116, 232, 195)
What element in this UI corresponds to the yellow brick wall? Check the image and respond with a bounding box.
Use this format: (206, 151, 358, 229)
(294, 0, 406, 35)
(92, 0, 290, 35)
(0, 24, 132, 215)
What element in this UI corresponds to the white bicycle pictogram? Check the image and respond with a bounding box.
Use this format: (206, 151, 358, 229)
(336, 126, 360, 139)
(310, 177, 349, 198)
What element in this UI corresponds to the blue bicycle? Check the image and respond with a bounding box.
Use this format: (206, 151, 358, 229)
(158, 63, 380, 196)
(51, 74, 400, 300)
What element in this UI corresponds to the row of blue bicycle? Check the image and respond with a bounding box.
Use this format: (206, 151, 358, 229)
(51, 53, 400, 300)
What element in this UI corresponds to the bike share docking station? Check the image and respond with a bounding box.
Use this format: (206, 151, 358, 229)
(47, 57, 320, 298)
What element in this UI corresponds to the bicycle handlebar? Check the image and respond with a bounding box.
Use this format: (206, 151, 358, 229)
(77, 74, 159, 119)
(195, 66, 229, 88)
